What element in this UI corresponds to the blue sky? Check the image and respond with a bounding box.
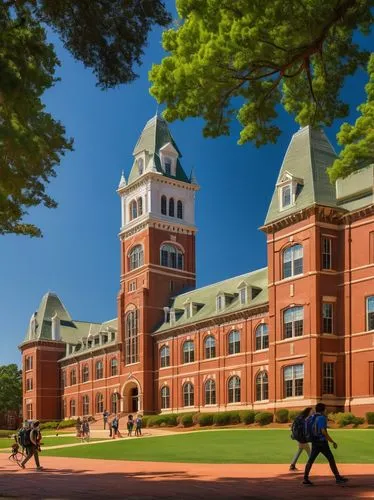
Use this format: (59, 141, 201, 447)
(0, 5, 372, 365)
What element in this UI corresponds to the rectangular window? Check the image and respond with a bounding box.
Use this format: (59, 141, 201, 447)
(25, 356, 33, 371)
(26, 378, 33, 391)
(282, 185, 291, 208)
(322, 237, 332, 270)
(284, 364, 304, 397)
(26, 403, 33, 420)
(239, 288, 247, 305)
(128, 281, 136, 292)
(322, 303, 333, 333)
(216, 296, 223, 311)
(283, 307, 304, 339)
(323, 362, 335, 394)
(185, 305, 191, 319)
(161, 250, 168, 267)
(367, 296, 374, 331)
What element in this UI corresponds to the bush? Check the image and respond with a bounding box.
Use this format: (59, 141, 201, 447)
(40, 421, 59, 430)
(366, 412, 374, 425)
(226, 411, 241, 424)
(0, 429, 13, 437)
(255, 412, 273, 426)
(176, 413, 196, 426)
(57, 419, 76, 429)
(141, 416, 151, 428)
(146, 414, 178, 427)
(213, 412, 231, 426)
(275, 409, 289, 423)
(330, 412, 360, 428)
(352, 417, 365, 428)
(180, 414, 194, 427)
(288, 410, 299, 422)
(197, 413, 214, 427)
(240, 410, 256, 425)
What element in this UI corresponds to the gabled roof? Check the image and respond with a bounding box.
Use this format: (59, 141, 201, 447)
(264, 126, 338, 225)
(127, 115, 190, 185)
(154, 267, 268, 334)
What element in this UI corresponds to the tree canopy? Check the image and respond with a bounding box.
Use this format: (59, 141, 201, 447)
(149, 0, 373, 178)
(0, 364, 22, 414)
(0, 1, 171, 237)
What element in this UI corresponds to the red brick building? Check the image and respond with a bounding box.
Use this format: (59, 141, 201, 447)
(19, 118, 374, 420)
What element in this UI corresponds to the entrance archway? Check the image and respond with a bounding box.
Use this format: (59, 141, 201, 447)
(121, 379, 142, 413)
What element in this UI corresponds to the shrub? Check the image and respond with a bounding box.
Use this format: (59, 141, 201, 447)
(141, 416, 151, 428)
(240, 410, 256, 425)
(366, 412, 374, 425)
(213, 412, 231, 426)
(181, 414, 194, 427)
(352, 417, 365, 428)
(40, 421, 60, 430)
(57, 419, 76, 429)
(331, 412, 359, 428)
(176, 413, 196, 426)
(275, 409, 289, 423)
(147, 416, 165, 427)
(255, 412, 273, 426)
(288, 410, 299, 422)
(197, 413, 214, 427)
(227, 411, 241, 424)
(0, 429, 13, 437)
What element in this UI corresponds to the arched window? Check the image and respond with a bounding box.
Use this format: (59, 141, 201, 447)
(111, 393, 119, 414)
(129, 245, 144, 270)
(160, 243, 184, 270)
(82, 395, 90, 415)
(70, 399, 76, 417)
(283, 306, 304, 339)
(82, 365, 89, 383)
(169, 197, 175, 217)
(137, 197, 143, 216)
(228, 330, 240, 355)
(161, 386, 170, 409)
(95, 360, 103, 379)
(137, 158, 144, 175)
(255, 324, 269, 350)
(183, 382, 194, 407)
(228, 376, 240, 403)
(205, 379, 216, 405)
(160, 345, 170, 368)
(283, 244, 303, 278)
(126, 310, 139, 364)
(183, 340, 194, 363)
(96, 393, 104, 413)
(129, 200, 138, 221)
(204, 336, 216, 359)
(110, 358, 118, 376)
(177, 200, 183, 219)
(70, 369, 76, 386)
(256, 371, 269, 401)
(161, 195, 167, 215)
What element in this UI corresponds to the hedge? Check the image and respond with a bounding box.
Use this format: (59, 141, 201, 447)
(197, 413, 214, 426)
(275, 409, 289, 423)
(240, 410, 256, 425)
(180, 414, 194, 427)
(213, 412, 231, 426)
(255, 412, 273, 426)
(288, 410, 300, 422)
(146, 414, 178, 427)
(366, 412, 374, 425)
(329, 412, 364, 428)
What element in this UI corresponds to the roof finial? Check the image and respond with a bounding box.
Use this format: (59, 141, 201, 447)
(190, 166, 197, 184)
(118, 170, 126, 188)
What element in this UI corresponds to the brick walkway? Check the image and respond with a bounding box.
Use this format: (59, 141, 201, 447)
(1, 454, 374, 499)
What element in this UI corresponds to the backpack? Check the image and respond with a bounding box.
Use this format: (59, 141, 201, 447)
(291, 415, 307, 443)
(18, 428, 32, 447)
(304, 414, 321, 442)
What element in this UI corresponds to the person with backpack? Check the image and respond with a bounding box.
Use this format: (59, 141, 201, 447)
(18, 421, 31, 452)
(20, 420, 43, 470)
(303, 403, 348, 486)
(103, 409, 109, 430)
(127, 414, 134, 437)
(289, 407, 312, 471)
(135, 414, 142, 437)
(111, 414, 119, 439)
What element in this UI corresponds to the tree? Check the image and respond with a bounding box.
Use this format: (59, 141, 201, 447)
(0, 364, 22, 414)
(328, 54, 374, 181)
(149, 0, 372, 150)
(0, 1, 171, 237)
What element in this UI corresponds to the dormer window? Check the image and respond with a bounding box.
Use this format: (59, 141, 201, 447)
(216, 295, 223, 312)
(137, 158, 144, 176)
(164, 157, 172, 175)
(277, 171, 303, 211)
(239, 288, 247, 305)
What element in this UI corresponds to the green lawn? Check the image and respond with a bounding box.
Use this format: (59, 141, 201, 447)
(42, 429, 374, 463)
(0, 435, 99, 450)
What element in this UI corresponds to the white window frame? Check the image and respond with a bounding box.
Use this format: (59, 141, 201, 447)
(367, 296, 374, 331)
(322, 362, 335, 395)
(322, 303, 333, 334)
(282, 244, 303, 279)
(283, 306, 304, 339)
(322, 237, 332, 270)
(284, 364, 304, 398)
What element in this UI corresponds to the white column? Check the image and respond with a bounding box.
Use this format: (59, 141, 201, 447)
(121, 197, 126, 227)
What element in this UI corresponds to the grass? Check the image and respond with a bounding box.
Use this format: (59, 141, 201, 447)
(42, 429, 374, 463)
(0, 436, 100, 450)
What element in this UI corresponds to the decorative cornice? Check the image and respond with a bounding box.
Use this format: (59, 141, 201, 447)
(117, 171, 199, 197)
(120, 215, 197, 239)
(341, 203, 374, 224)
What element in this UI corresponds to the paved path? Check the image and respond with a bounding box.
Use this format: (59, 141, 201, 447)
(1, 454, 374, 499)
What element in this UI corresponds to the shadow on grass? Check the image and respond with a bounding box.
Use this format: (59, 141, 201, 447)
(0, 466, 373, 499)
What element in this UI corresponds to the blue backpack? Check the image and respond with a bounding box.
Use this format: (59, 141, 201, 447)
(304, 414, 321, 442)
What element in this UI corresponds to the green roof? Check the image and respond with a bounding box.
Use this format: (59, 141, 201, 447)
(264, 126, 338, 225)
(128, 115, 190, 185)
(336, 164, 374, 212)
(154, 267, 268, 334)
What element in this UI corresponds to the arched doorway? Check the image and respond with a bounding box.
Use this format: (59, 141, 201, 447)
(121, 380, 142, 413)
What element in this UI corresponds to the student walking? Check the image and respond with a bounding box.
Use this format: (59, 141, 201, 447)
(127, 414, 134, 437)
(20, 420, 43, 470)
(103, 409, 109, 430)
(111, 415, 119, 439)
(289, 407, 312, 471)
(81, 418, 90, 442)
(75, 417, 82, 438)
(303, 403, 348, 486)
(135, 415, 142, 437)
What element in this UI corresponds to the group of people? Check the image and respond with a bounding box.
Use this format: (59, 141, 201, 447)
(75, 417, 91, 441)
(103, 410, 143, 438)
(289, 402, 348, 485)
